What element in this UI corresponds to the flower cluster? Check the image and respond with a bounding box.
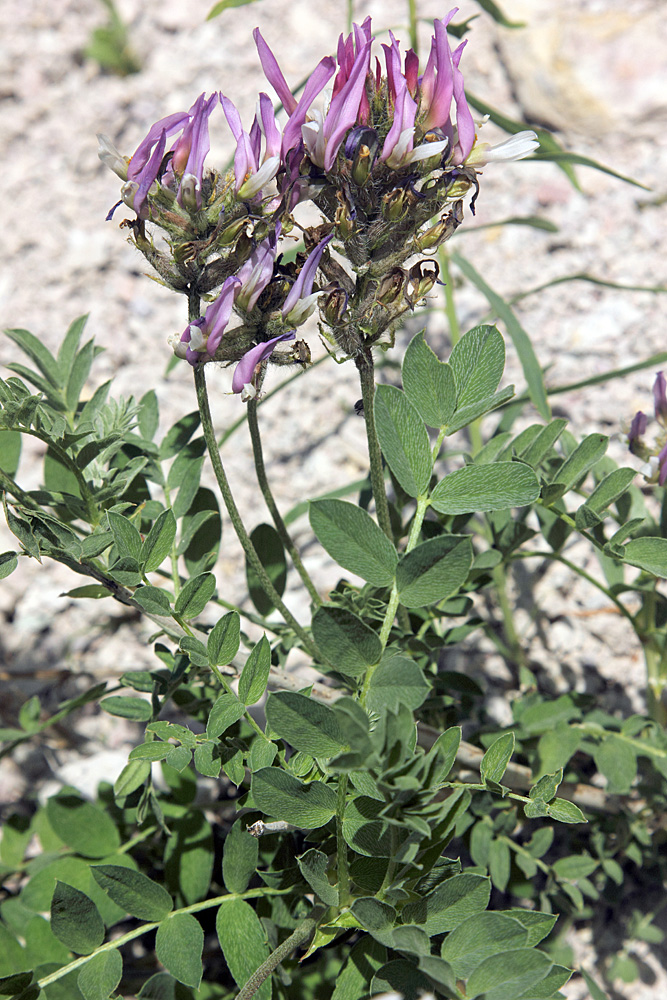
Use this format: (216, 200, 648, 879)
(628, 372, 667, 485)
(98, 9, 538, 398)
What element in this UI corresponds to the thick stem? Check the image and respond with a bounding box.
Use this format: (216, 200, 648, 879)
(234, 910, 324, 1000)
(194, 366, 321, 661)
(247, 399, 321, 606)
(354, 349, 393, 541)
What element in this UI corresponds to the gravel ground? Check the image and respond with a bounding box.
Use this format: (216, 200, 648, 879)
(1, 0, 666, 996)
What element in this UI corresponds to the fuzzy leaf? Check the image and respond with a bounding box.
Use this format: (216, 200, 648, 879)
(374, 384, 432, 497)
(155, 913, 203, 990)
(309, 499, 397, 586)
(51, 882, 104, 955)
(251, 768, 336, 829)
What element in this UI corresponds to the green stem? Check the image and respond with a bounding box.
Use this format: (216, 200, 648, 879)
(194, 366, 321, 662)
(336, 775, 350, 906)
(635, 588, 667, 725)
(361, 495, 430, 704)
(491, 561, 528, 675)
(510, 549, 635, 625)
(234, 909, 325, 1000)
(3, 430, 99, 525)
(162, 481, 181, 598)
(407, 0, 419, 54)
(355, 349, 393, 541)
(500, 834, 551, 875)
(37, 887, 292, 990)
(247, 399, 321, 606)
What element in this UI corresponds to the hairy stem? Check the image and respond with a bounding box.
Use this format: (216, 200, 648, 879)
(247, 399, 321, 605)
(234, 909, 325, 1000)
(37, 887, 292, 991)
(361, 495, 430, 703)
(355, 348, 393, 541)
(194, 366, 321, 661)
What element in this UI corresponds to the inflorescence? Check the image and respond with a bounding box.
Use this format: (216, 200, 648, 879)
(98, 9, 538, 400)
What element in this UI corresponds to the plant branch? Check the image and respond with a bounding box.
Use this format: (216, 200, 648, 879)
(354, 348, 393, 540)
(246, 398, 322, 605)
(234, 908, 325, 1000)
(36, 887, 292, 991)
(194, 366, 321, 661)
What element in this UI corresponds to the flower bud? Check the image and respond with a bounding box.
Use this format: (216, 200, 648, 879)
(375, 268, 406, 306)
(628, 411, 648, 456)
(179, 173, 200, 214)
(219, 217, 250, 247)
(415, 217, 450, 252)
(321, 287, 348, 325)
(335, 200, 355, 239)
(345, 126, 379, 186)
(382, 188, 409, 221)
(654, 372, 667, 427)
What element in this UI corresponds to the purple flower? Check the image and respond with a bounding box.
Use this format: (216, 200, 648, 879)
(232, 332, 296, 395)
(447, 42, 476, 163)
(253, 28, 335, 158)
(221, 93, 282, 200)
(236, 224, 281, 311)
(302, 33, 372, 170)
(126, 95, 218, 215)
(176, 276, 241, 365)
(282, 235, 332, 325)
(628, 411, 647, 455)
(416, 12, 476, 165)
(654, 371, 667, 426)
(167, 92, 219, 209)
(659, 441, 667, 486)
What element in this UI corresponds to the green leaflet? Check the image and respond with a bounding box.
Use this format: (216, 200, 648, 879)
(216, 899, 271, 1000)
(431, 463, 540, 515)
(155, 913, 203, 990)
(251, 767, 337, 829)
(374, 384, 432, 497)
(309, 499, 397, 586)
(265, 691, 345, 756)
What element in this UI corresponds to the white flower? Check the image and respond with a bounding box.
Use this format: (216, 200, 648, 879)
(467, 129, 539, 167)
(96, 133, 128, 180)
